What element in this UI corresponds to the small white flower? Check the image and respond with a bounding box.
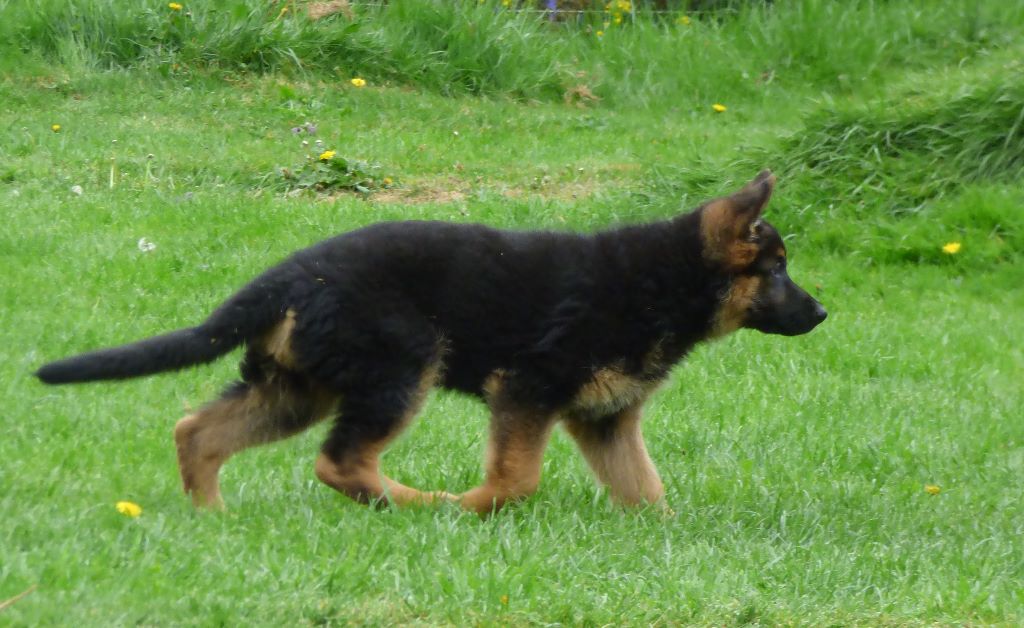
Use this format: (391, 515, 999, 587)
(70, 185, 83, 196)
(137, 237, 157, 253)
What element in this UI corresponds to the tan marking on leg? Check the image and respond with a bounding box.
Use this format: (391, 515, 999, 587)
(315, 360, 455, 507)
(482, 369, 507, 400)
(175, 381, 335, 509)
(175, 413, 225, 509)
(458, 408, 557, 515)
(711, 275, 762, 338)
(259, 308, 298, 368)
(565, 404, 664, 506)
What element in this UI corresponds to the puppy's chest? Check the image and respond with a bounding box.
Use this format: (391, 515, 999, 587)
(566, 369, 656, 419)
(566, 350, 672, 420)
(564, 337, 680, 419)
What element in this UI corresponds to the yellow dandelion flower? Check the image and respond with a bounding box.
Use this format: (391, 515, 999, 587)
(617, 0, 631, 11)
(613, 13, 623, 24)
(500, 594, 509, 605)
(382, 176, 393, 186)
(51, 124, 61, 132)
(319, 150, 336, 161)
(350, 77, 366, 88)
(596, 30, 604, 37)
(712, 103, 727, 113)
(942, 241, 961, 255)
(924, 484, 941, 495)
(168, 2, 183, 10)
(116, 501, 142, 517)
(677, 15, 691, 25)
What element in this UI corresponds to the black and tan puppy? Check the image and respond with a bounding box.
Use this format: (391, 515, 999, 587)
(37, 170, 825, 514)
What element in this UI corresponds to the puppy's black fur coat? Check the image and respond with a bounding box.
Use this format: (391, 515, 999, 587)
(37, 170, 826, 513)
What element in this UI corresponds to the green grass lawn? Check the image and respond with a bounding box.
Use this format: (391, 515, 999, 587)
(2, 1, 1023, 625)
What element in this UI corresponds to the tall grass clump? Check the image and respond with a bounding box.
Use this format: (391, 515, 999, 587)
(777, 66, 1024, 214)
(3, 0, 571, 98)
(741, 58, 1024, 266)
(564, 0, 1024, 105)
(4, 0, 390, 74)
(733, 0, 1023, 90)
(365, 1, 571, 99)
(4, 0, 1023, 106)
(635, 53, 1024, 265)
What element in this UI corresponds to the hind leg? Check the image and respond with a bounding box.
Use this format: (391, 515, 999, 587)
(314, 362, 453, 507)
(174, 377, 334, 509)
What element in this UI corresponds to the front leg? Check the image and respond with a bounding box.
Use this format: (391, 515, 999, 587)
(564, 403, 665, 506)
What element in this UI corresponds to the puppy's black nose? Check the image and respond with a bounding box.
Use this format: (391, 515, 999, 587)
(813, 303, 828, 323)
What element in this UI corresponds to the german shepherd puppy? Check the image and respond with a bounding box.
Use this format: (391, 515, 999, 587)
(37, 170, 825, 514)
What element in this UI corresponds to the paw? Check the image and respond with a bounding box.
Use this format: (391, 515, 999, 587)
(424, 490, 458, 505)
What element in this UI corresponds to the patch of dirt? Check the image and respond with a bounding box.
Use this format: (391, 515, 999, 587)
(369, 174, 617, 206)
(497, 180, 605, 202)
(271, 0, 353, 21)
(564, 84, 601, 108)
(372, 182, 467, 205)
(305, 0, 353, 21)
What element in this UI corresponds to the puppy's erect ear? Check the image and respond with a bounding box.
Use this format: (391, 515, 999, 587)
(700, 169, 776, 270)
(728, 169, 775, 222)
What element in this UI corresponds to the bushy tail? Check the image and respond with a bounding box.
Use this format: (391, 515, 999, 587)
(36, 277, 288, 385)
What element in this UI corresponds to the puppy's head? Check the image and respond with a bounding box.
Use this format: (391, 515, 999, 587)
(700, 170, 827, 337)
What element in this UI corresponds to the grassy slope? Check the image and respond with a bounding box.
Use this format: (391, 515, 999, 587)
(2, 2, 1023, 625)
